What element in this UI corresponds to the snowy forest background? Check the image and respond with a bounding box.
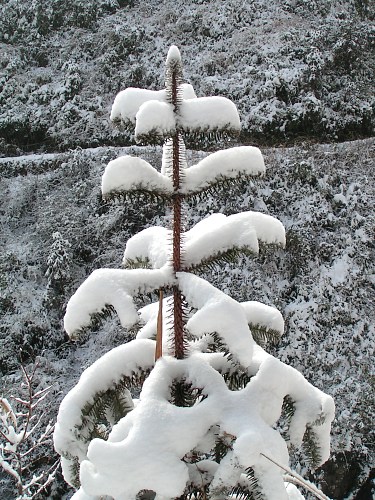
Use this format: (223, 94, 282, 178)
(0, 0, 374, 498)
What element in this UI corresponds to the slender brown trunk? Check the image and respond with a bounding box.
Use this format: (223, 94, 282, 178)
(171, 69, 184, 360)
(155, 289, 163, 361)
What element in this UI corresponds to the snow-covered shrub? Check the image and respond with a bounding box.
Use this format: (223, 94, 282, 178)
(0, 0, 122, 43)
(44, 231, 73, 311)
(1, 0, 374, 155)
(0, 362, 59, 499)
(54, 46, 334, 499)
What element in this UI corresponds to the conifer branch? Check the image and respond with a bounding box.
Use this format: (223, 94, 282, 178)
(249, 325, 281, 347)
(232, 467, 265, 500)
(182, 171, 263, 201)
(183, 246, 257, 274)
(123, 257, 152, 270)
(302, 425, 323, 469)
(103, 187, 172, 204)
(68, 304, 117, 340)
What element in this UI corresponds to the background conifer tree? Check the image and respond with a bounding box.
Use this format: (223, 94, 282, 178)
(53, 46, 334, 500)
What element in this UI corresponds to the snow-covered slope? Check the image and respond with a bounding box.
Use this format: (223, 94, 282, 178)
(0, 138, 373, 498)
(0, 0, 374, 155)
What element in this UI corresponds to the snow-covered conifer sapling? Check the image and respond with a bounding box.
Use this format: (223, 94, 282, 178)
(53, 46, 335, 500)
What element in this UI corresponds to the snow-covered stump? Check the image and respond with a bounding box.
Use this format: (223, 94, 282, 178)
(53, 46, 334, 500)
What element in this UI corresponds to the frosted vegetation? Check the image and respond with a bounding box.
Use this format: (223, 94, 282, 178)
(0, 139, 374, 498)
(0, 1, 374, 498)
(0, 0, 374, 155)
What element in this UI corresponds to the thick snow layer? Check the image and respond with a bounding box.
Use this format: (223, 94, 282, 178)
(111, 88, 165, 123)
(123, 211, 285, 271)
(64, 267, 175, 336)
(80, 357, 225, 498)
(178, 273, 255, 367)
(75, 346, 333, 499)
(232, 211, 286, 247)
(178, 96, 241, 133)
(110, 83, 196, 123)
(135, 100, 176, 140)
(184, 213, 259, 267)
(53, 339, 156, 485)
(182, 146, 265, 194)
(101, 155, 172, 198)
(123, 226, 170, 268)
(241, 301, 284, 335)
(286, 483, 305, 499)
(166, 44, 182, 65)
(59, 274, 334, 499)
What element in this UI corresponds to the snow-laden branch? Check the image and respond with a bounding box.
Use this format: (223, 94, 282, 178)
(181, 146, 265, 195)
(241, 301, 285, 337)
(134, 96, 241, 142)
(179, 96, 240, 135)
(110, 83, 196, 124)
(74, 346, 333, 500)
(78, 356, 228, 499)
(101, 146, 265, 202)
(135, 100, 176, 142)
(111, 83, 240, 141)
(123, 211, 285, 271)
(64, 266, 175, 336)
(53, 339, 156, 486)
(246, 354, 335, 465)
(58, 278, 334, 499)
(1, 364, 58, 499)
(178, 273, 255, 368)
(101, 155, 172, 200)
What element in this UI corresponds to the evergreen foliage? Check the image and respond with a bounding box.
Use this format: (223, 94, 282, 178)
(53, 46, 335, 500)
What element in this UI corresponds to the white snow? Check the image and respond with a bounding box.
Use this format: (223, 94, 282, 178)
(110, 83, 197, 123)
(101, 155, 172, 198)
(178, 96, 241, 133)
(123, 226, 170, 268)
(286, 483, 305, 499)
(328, 254, 351, 286)
(241, 301, 284, 335)
(64, 267, 175, 336)
(166, 44, 182, 65)
(182, 146, 265, 194)
(135, 100, 176, 140)
(111, 88, 165, 123)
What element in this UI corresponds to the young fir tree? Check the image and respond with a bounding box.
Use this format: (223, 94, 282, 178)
(53, 46, 334, 500)
(44, 231, 72, 309)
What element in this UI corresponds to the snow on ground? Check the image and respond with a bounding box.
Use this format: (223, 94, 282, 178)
(0, 138, 373, 498)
